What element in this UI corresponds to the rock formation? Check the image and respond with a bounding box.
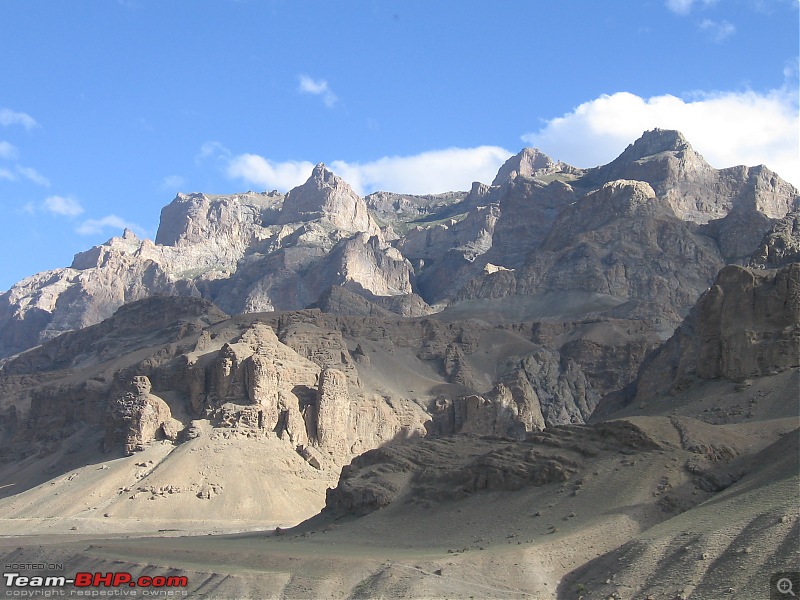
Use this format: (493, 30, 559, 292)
(325, 420, 660, 515)
(104, 375, 180, 455)
(278, 163, 379, 235)
(459, 178, 725, 329)
(491, 147, 580, 185)
(629, 263, 800, 403)
(0, 129, 796, 598)
(430, 346, 598, 438)
(582, 128, 798, 261)
(750, 209, 800, 268)
(315, 368, 351, 455)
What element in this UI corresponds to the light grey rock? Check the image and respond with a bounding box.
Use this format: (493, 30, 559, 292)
(278, 163, 379, 235)
(491, 147, 581, 186)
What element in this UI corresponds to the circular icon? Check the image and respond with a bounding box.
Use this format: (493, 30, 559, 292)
(777, 577, 796, 596)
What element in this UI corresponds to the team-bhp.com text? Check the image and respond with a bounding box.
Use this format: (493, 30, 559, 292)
(4, 572, 188, 596)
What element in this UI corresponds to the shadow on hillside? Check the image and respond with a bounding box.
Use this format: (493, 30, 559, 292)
(0, 423, 139, 500)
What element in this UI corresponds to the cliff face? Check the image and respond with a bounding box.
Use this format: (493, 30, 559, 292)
(630, 263, 800, 401)
(458, 179, 725, 330)
(580, 129, 798, 262)
(429, 345, 598, 439)
(750, 210, 800, 268)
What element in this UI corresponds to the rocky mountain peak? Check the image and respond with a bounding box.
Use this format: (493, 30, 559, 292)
(492, 148, 556, 185)
(587, 128, 709, 181)
(622, 128, 691, 159)
(311, 162, 334, 182)
(154, 192, 275, 248)
(278, 164, 379, 235)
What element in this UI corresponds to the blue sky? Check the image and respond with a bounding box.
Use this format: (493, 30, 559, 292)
(1, 0, 798, 291)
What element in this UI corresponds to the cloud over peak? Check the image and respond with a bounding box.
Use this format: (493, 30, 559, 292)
(521, 87, 799, 187)
(225, 146, 512, 196)
(76, 214, 143, 236)
(227, 154, 316, 191)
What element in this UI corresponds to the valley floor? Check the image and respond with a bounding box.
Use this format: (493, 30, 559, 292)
(1, 395, 797, 599)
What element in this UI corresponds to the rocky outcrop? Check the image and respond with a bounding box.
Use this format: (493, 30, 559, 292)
(306, 233, 415, 299)
(633, 263, 800, 401)
(0, 296, 228, 376)
(278, 164, 379, 235)
(310, 286, 433, 318)
(326, 420, 660, 515)
(364, 190, 466, 229)
(155, 191, 282, 247)
(175, 318, 427, 463)
(583, 129, 716, 217)
(582, 129, 798, 262)
(315, 368, 351, 455)
(104, 376, 180, 455)
(398, 200, 500, 302)
(701, 165, 799, 262)
(277, 317, 360, 386)
(0, 230, 199, 358)
(189, 323, 320, 448)
(460, 179, 725, 329)
(750, 210, 800, 268)
(0, 171, 398, 359)
(484, 177, 576, 270)
(491, 147, 581, 186)
(430, 346, 598, 438)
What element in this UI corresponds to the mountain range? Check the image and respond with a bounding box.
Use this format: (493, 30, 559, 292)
(0, 129, 797, 599)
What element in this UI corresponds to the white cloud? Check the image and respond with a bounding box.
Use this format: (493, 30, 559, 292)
(0, 141, 18, 159)
(699, 18, 736, 41)
(227, 154, 316, 191)
(16, 165, 49, 186)
(521, 88, 800, 188)
(0, 168, 16, 181)
(18, 195, 84, 218)
(196, 140, 230, 163)
(330, 147, 512, 195)
(666, 0, 694, 13)
(44, 195, 84, 217)
(784, 57, 799, 82)
(160, 175, 186, 191)
(225, 146, 513, 195)
(665, 0, 717, 14)
(298, 75, 338, 108)
(0, 108, 38, 129)
(76, 214, 142, 236)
